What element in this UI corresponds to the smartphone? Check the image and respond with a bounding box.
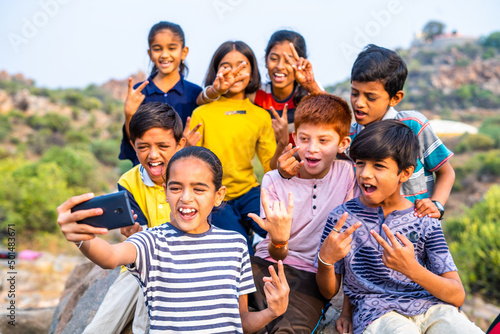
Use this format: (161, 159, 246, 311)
(71, 191, 135, 230)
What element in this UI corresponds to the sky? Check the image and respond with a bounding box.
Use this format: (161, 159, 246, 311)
(1, 0, 500, 90)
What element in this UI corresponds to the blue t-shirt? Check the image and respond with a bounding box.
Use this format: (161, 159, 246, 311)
(317, 197, 458, 334)
(119, 74, 202, 165)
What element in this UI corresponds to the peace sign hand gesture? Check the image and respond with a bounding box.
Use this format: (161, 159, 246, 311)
(213, 61, 250, 95)
(248, 188, 293, 245)
(283, 43, 322, 94)
(124, 77, 149, 118)
(269, 104, 289, 148)
(262, 260, 290, 317)
(370, 224, 418, 276)
(318, 212, 362, 265)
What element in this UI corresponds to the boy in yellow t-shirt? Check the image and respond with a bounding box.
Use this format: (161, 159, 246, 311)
(84, 102, 185, 333)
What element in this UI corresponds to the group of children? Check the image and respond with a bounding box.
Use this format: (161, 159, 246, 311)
(55, 20, 485, 334)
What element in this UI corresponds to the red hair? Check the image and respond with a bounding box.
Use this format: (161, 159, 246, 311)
(294, 93, 352, 139)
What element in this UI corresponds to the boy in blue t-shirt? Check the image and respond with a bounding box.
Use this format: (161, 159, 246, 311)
(316, 120, 482, 334)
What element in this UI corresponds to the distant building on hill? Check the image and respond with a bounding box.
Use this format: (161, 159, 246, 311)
(412, 31, 477, 49)
(429, 119, 478, 136)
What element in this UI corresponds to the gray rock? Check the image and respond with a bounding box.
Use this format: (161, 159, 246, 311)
(49, 261, 121, 334)
(0, 307, 56, 334)
(315, 288, 345, 334)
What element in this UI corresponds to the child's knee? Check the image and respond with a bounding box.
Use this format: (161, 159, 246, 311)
(364, 311, 420, 334)
(423, 304, 483, 334)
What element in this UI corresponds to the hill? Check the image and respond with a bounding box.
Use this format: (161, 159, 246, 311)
(326, 32, 500, 123)
(0, 71, 136, 240)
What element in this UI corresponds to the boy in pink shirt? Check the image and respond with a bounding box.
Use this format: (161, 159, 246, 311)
(249, 93, 359, 333)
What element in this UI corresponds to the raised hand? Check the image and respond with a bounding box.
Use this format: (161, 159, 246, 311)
(283, 43, 321, 94)
(248, 188, 293, 245)
(370, 224, 418, 276)
(269, 104, 289, 148)
(262, 260, 290, 317)
(213, 61, 250, 95)
(414, 198, 440, 218)
(56, 193, 108, 243)
(318, 212, 362, 265)
(277, 144, 304, 179)
(124, 78, 149, 118)
(183, 116, 201, 147)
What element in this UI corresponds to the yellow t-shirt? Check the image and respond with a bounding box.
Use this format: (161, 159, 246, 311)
(118, 165, 171, 228)
(191, 97, 276, 200)
(118, 165, 171, 274)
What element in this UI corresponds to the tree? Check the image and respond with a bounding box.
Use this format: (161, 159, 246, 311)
(481, 31, 500, 49)
(422, 20, 446, 41)
(445, 185, 500, 302)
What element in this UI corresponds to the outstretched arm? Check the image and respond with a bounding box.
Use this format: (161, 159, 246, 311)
(371, 224, 465, 307)
(57, 193, 137, 269)
(239, 261, 289, 333)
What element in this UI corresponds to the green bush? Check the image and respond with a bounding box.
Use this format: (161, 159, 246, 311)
(455, 133, 495, 153)
(7, 109, 26, 123)
(91, 139, 120, 166)
(481, 31, 500, 49)
(40, 146, 106, 191)
(445, 185, 500, 302)
(27, 113, 70, 133)
(63, 90, 85, 107)
(479, 116, 500, 147)
(0, 158, 83, 238)
(479, 150, 500, 177)
(118, 160, 133, 176)
(65, 129, 91, 146)
(82, 97, 103, 111)
(0, 114, 12, 141)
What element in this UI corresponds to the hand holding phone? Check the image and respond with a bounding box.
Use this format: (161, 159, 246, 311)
(71, 191, 135, 230)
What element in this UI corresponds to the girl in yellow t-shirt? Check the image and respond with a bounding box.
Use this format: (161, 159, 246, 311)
(190, 41, 281, 253)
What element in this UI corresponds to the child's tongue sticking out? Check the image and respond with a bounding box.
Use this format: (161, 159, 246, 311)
(149, 162, 164, 176)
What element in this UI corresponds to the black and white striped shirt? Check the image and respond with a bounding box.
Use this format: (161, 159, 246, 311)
(127, 223, 255, 333)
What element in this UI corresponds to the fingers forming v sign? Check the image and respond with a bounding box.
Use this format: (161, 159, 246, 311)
(248, 188, 293, 244)
(183, 117, 201, 147)
(370, 224, 417, 276)
(125, 78, 148, 117)
(213, 61, 250, 95)
(269, 104, 289, 147)
(262, 260, 290, 317)
(318, 212, 362, 265)
(283, 43, 315, 87)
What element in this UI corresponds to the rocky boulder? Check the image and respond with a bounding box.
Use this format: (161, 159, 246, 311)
(49, 262, 122, 334)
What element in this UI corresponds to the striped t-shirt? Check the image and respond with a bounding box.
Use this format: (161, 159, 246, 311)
(126, 223, 256, 333)
(317, 198, 457, 334)
(348, 108, 454, 202)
